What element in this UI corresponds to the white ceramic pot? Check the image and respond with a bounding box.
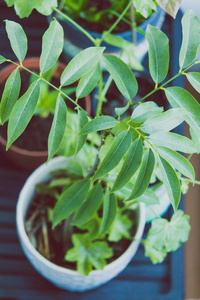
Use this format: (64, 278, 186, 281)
(16, 156, 146, 292)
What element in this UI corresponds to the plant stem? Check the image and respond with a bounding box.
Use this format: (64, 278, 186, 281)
(53, 7, 97, 46)
(96, 62, 104, 117)
(6, 59, 92, 119)
(101, 0, 134, 42)
(183, 178, 200, 185)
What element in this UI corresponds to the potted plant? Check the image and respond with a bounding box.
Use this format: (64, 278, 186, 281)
(0, 1, 198, 292)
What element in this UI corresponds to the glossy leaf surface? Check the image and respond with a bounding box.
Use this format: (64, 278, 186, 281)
(5, 20, 27, 62)
(140, 108, 186, 134)
(1, 69, 21, 124)
(158, 156, 181, 211)
(72, 183, 103, 226)
(146, 25, 169, 84)
(111, 138, 143, 193)
(80, 116, 117, 135)
(103, 54, 138, 100)
(48, 95, 67, 162)
(126, 149, 155, 201)
(61, 47, 105, 86)
(93, 130, 132, 181)
(7, 80, 40, 149)
(179, 10, 200, 69)
(53, 178, 91, 228)
(40, 20, 64, 73)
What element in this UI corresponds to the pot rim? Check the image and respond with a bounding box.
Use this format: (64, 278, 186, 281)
(16, 156, 146, 277)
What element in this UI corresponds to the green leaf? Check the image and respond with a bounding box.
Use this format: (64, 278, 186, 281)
(40, 20, 64, 73)
(190, 127, 200, 153)
(158, 156, 181, 211)
(4, 0, 57, 18)
(133, 0, 157, 18)
(66, 160, 84, 176)
(129, 189, 160, 205)
(5, 20, 27, 62)
(111, 138, 143, 193)
(0, 69, 21, 124)
(108, 212, 133, 242)
(186, 72, 200, 93)
(7, 80, 40, 149)
(143, 239, 167, 264)
(146, 25, 169, 84)
(72, 183, 103, 226)
(80, 116, 117, 135)
(126, 148, 155, 201)
(149, 132, 197, 154)
(65, 233, 113, 276)
(93, 130, 132, 181)
(179, 10, 200, 69)
(52, 178, 91, 228)
(156, 0, 182, 18)
(140, 108, 187, 134)
(0, 55, 6, 64)
(165, 87, 200, 134)
(60, 47, 105, 86)
(75, 110, 88, 155)
(145, 210, 190, 260)
(76, 64, 100, 98)
(157, 146, 195, 181)
(103, 54, 138, 100)
(131, 101, 163, 123)
(100, 192, 117, 234)
(115, 101, 130, 117)
(47, 95, 67, 162)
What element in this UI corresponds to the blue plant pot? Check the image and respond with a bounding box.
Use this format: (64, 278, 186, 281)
(58, 6, 165, 52)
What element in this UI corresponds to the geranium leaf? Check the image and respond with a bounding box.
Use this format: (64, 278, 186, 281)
(75, 110, 88, 155)
(4, 0, 57, 18)
(65, 233, 113, 276)
(149, 132, 197, 154)
(146, 25, 169, 84)
(61, 47, 105, 86)
(133, 0, 157, 18)
(179, 10, 200, 69)
(100, 192, 117, 234)
(145, 210, 190, 262)
(156, 0, 182, 18)
(47, 95, 67, 162)
(108, 212, 133, 242)
(103, 54, 138, 100)
(40, 20, 64, 73)
(72, 183, 103, 226)
(186, 72, 200, 93)
(158, 156, 181, 211)
(76, 64, 101, 98)
(93, 130, 132, 181)
(131, 101, 163, 123)
(165, 87, 200, 135)
(157, 146, 195, 181)
(52, 178, 91, 229)
(80, 116, 117, 135)
(141, 108, 186, 134)
(126, 148, 155, 201)
(1, 69, 21, 124)
(7, 80, 40, 149)
(5, 20, 27, 62)
(111, 138, 143, 193)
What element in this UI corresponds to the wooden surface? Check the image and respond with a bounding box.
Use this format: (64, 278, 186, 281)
(184, 78, 200, 300)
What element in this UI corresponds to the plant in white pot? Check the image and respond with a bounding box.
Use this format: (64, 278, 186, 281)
(0, 1, 199, 292)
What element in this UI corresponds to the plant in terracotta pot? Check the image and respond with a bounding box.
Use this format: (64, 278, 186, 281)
(1, 2, 200, 292)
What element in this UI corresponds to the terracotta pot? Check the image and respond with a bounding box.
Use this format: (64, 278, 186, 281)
(0, 58, 91, 171)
